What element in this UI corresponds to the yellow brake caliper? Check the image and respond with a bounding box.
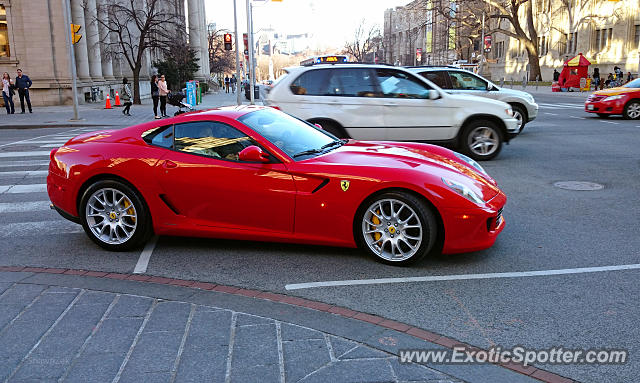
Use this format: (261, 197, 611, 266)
(372, 209, 381, 241)
(124, 199, 135, 223)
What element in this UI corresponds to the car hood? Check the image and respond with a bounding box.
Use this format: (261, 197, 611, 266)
(444, 93, 510, 109)
(308, 140, 501, 202)
(592, 87, 636, 96)
(493, 87, 535, 99)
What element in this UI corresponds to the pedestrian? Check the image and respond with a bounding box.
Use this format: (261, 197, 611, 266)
(2, 72, 15, 114)
(158, 74, 169, 117)
(605, 73, 613, 88)
(231, 74, 237, 93)
(592, 68, 600, 90)
(627, 72, 634, 83)
(150, 75, 160, 119)
(553, 69, 560, 82)
(224, 75, 230, 93)
(15, 68, 32, 114)
(120, 78, 133, 116)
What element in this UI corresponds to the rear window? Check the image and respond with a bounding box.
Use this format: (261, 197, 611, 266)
(420, 71, 449, 88)
(142, 125, 173, 148)
(290, 69, 331, 95)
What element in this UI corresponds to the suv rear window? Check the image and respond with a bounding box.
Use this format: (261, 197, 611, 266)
(290, 69, 331, 95)
(420, 71, 449, 88)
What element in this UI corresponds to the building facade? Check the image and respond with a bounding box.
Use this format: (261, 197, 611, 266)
(384, 0, 640, 81)
(0, 0, 209, 106)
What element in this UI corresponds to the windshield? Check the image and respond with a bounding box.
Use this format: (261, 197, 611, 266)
(623, 78, 640, 88)
(238, 108, 338, 160)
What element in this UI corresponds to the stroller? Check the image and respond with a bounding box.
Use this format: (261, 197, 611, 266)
(167, 92, 195, 116)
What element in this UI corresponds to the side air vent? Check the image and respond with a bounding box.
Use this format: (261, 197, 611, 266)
(159, 194, 180, 215)
(311, 179, 330, 194)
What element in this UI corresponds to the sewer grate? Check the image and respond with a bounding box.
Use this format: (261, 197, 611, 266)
(553, 181, 604, 191)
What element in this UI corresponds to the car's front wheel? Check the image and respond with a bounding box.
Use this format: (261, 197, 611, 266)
(623, 100, 640, 119)
(356, 192, 437, 266)
(511, 104, 527, 133)
(79, 180, 152, 251)
(460, 120, 503, 161)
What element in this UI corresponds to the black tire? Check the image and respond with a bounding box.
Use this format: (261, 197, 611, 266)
(510, 104, 527, 133)
(79, 180, 152, 251)
(623, 100, 640, 120)
(597, 113, 610, 118)
(460, 119, 503, 161)
(355, 191, 437, 266)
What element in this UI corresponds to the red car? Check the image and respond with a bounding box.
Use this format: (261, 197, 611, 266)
(585, 78, 640, 119)
(47, 106, 506, 265)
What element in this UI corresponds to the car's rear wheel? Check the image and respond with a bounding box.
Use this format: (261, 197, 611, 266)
(460, 120, 503, 161)
(79, 180, 152, 251)
(356, 192, 436, 266)
(510, 104, 527, 132)
(623, 101, 640, 119)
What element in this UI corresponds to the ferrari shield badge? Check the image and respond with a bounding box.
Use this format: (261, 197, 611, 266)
(340, 180, 350, 191)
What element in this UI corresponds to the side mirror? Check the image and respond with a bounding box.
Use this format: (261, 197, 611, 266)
(314, 123, 323, 130)
(428, 90, 439, 100)
(239, 145, 270, 163)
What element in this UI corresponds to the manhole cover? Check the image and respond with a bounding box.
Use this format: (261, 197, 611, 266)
(553, 181, 604, 191)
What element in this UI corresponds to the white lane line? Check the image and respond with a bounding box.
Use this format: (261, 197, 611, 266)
(543, 112, 558, 116)
(0, 170, 48, 178)
(0, 151, 51, 158)
(39, 144, 64, 148)
(570, 116, 587, 119)
(0, 128, 88, 148)
(0, 201, 52, 213)
(0, 184, 47, 194)
(133, 236, 159, 274)
(0, 220, 83, 237)
(284, 263, 640, 290)
(0, 160, 49, 167)
(601, 121, 619, 125)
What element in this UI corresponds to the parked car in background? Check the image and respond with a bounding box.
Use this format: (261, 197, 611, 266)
(584, 78, 640, 119)
(265, 63, 519, 161)
(407, 66, 538, 132)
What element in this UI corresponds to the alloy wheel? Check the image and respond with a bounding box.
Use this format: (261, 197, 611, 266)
(85, 188, 138, 245)
(467, 126, 499, 157)
(626, 102, 640, 119)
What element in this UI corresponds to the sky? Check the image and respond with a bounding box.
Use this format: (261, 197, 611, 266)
(205, 0, 412, 50)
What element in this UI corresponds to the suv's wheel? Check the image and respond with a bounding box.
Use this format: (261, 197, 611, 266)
(313, 120, 347, 139)
(460, 120, 503, 161)
(510, 104, 527, 132)
(79, 180, 152, 251)
(356, 192, 437, 266)
(623, 100, 640, 119)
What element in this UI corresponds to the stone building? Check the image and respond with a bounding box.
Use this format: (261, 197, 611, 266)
(384, 0, 640, 81)
(0, 0, 209, 106)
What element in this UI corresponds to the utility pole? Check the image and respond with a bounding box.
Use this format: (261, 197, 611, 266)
(62, 0, 80, 121)
(233, 0, 242, 105)
(246, 0, 255, 105)
(479, 11, 485, 76)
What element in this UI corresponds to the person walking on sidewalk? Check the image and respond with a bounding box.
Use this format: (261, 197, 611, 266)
(224, 75, 230, 93)
(15, 69, 32, 114)
(553, 69, 560, 82)
(592, 68, 600, 90)
(120, 78, 133, 116)
(158, 74, 169, 117)
(150, 75, 160, 119)
(2, 72, 15, 114)
(231, 74, 237, 93)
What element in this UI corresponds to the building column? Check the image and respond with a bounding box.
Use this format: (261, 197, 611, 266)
(84, 0, 103, 81)
(97, 0, 115, 81)
(199, 0, 210, 79)
(70, 0, 91, 81)
(187, 0, 205, 80)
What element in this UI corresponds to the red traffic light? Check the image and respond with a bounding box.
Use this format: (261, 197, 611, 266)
(224, 33, 232, 43)
(224, 33, 233, 50)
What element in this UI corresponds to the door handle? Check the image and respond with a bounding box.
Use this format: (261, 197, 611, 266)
(163, 160, 177, 169)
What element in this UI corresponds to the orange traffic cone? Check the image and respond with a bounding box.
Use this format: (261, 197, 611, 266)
(114, 91, 121, 107)
(104, 94, 112, 109)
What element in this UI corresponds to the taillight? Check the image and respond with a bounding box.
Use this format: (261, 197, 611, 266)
(50, 148, 58, 162)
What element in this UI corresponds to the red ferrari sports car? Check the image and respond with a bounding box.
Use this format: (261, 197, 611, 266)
(48, 106, 506, 265)
(584, 78, 640, 119)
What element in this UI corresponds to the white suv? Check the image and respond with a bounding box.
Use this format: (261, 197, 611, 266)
(265, 63, 519, 160)
(407, 66, 538, 132)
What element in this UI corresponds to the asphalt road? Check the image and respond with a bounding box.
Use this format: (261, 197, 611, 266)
(1, 92, 639, 382)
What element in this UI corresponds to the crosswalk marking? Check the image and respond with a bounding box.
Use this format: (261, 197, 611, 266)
(0, 160, 49, 168)
(538, 103, 584, 110)
(0, 201, 51, 213)
(0, 184, 47, 194)
(0, 170, 48, 178)
(0, 221, 84, 237)
(0, 151, 51, 158)
(39, 144, 63, 148)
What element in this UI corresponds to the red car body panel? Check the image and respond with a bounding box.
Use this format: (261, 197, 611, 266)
(584, 87, 640, 115)
(47, 106, 506, 255)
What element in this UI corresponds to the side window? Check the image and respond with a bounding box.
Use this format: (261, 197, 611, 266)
(325, 68, 378, 97)
(174, 121, 256, 162)
(142, 125, 174, 149)
(375, 69, 431, 99)
(448, 71, 488, 90)
(289, 69, 331, 95)
(421, 71, 450, 89)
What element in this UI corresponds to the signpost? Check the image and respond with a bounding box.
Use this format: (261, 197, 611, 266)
(186, 81, 196, 107)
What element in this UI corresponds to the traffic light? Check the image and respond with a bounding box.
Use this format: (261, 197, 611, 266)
(223, 33, 233, 50)
(71, 24, 82, 44)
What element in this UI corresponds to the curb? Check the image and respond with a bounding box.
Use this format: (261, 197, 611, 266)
(0, 265, 576, 383)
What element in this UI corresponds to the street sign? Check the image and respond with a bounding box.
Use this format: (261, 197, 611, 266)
(484, 35, 492, 52)
(416, 48, 422, 63)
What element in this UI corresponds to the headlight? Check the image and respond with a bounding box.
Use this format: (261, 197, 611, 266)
(603, 95, 625, 102)
(442, 177, 485, 205)
(454, 152, 488, 175)
(505, 108, 513, 117)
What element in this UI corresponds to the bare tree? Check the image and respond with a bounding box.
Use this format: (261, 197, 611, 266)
(94, 0, 186, 103)
(208, 27, 235, 76)
(344, 20, 381, 62)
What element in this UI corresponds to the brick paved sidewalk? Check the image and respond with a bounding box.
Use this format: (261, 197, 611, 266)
(0, 270, 549, 383)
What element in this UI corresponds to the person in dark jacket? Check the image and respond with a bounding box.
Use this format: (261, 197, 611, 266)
(15, 69, 32, 113)
(592, 68, 600, 90)
(150, 75, 160, 119)
(553, 69, 560, 82)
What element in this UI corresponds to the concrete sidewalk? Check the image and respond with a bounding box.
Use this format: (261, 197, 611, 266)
(0, 268, 559, 383)
(0, 90, 251, 129)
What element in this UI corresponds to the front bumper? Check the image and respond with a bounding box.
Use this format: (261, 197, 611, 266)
(504, 117, 520, 134)
(440, 191, 506, 254)
(584, 98, 626, 115)
(527, 102, 539, 122)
